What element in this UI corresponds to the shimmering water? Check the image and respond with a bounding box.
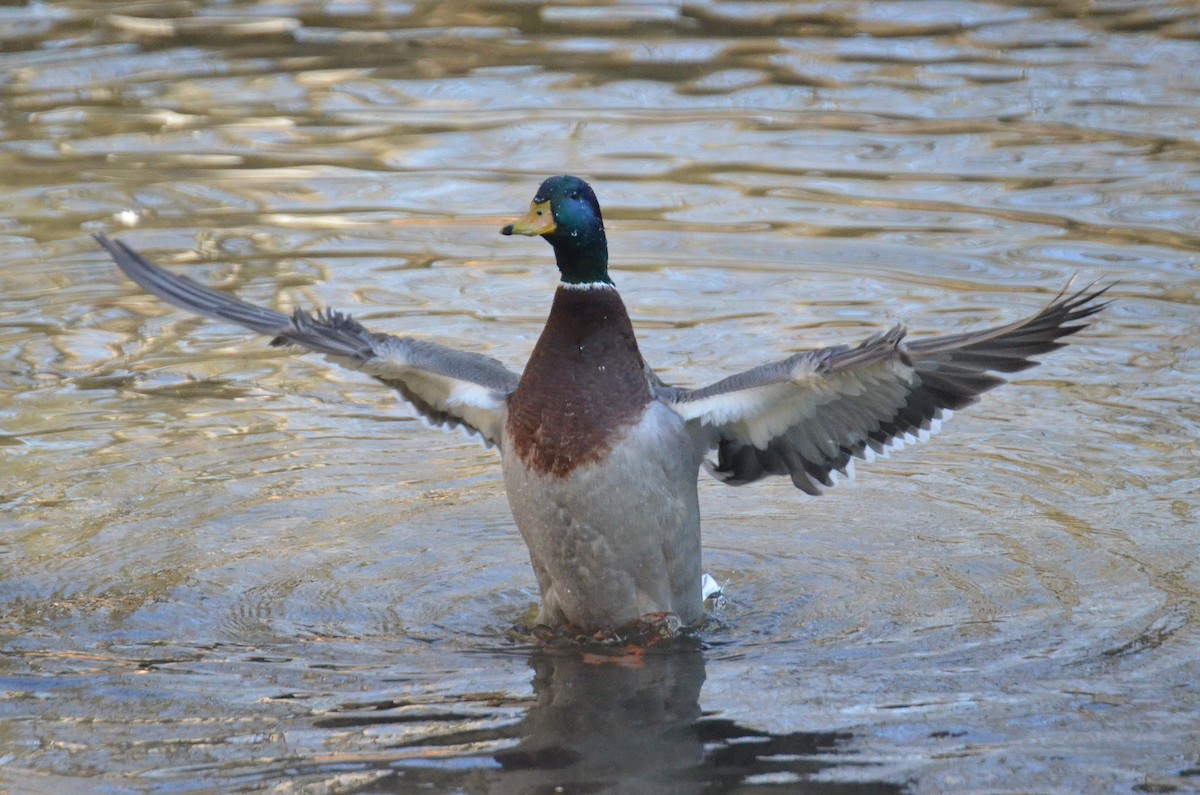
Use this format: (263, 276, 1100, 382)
(1, 1, 1198, 792)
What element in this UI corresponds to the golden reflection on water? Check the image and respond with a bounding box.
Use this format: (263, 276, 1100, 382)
(1, 1, 1198, 792)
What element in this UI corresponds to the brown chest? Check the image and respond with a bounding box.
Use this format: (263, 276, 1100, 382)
(506, 287, 651, 477)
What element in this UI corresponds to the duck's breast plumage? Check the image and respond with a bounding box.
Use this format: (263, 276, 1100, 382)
(505, 285, 651, 477)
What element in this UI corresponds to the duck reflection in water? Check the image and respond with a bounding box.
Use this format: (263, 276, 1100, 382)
(316, 647, 904, 793)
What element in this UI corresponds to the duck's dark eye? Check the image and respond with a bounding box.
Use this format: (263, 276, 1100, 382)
(569, 191, 580, 200)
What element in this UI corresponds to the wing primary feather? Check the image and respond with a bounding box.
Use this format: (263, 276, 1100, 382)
(97, 234, 291, 334)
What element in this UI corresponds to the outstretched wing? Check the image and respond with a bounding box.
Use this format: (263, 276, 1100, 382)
(664, 284, 1111, 494)
(98, 234, 520, 447)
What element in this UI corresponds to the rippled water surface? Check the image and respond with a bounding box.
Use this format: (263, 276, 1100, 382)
(2, 1, 1198, 792)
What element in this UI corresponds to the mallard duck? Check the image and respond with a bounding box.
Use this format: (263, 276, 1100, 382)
(96, 175, 1109, 633)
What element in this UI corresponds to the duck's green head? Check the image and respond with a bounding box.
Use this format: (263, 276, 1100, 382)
(501, 175, 611, 285)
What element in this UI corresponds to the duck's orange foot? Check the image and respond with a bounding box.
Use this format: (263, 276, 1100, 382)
(637, 612, 684, 645)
